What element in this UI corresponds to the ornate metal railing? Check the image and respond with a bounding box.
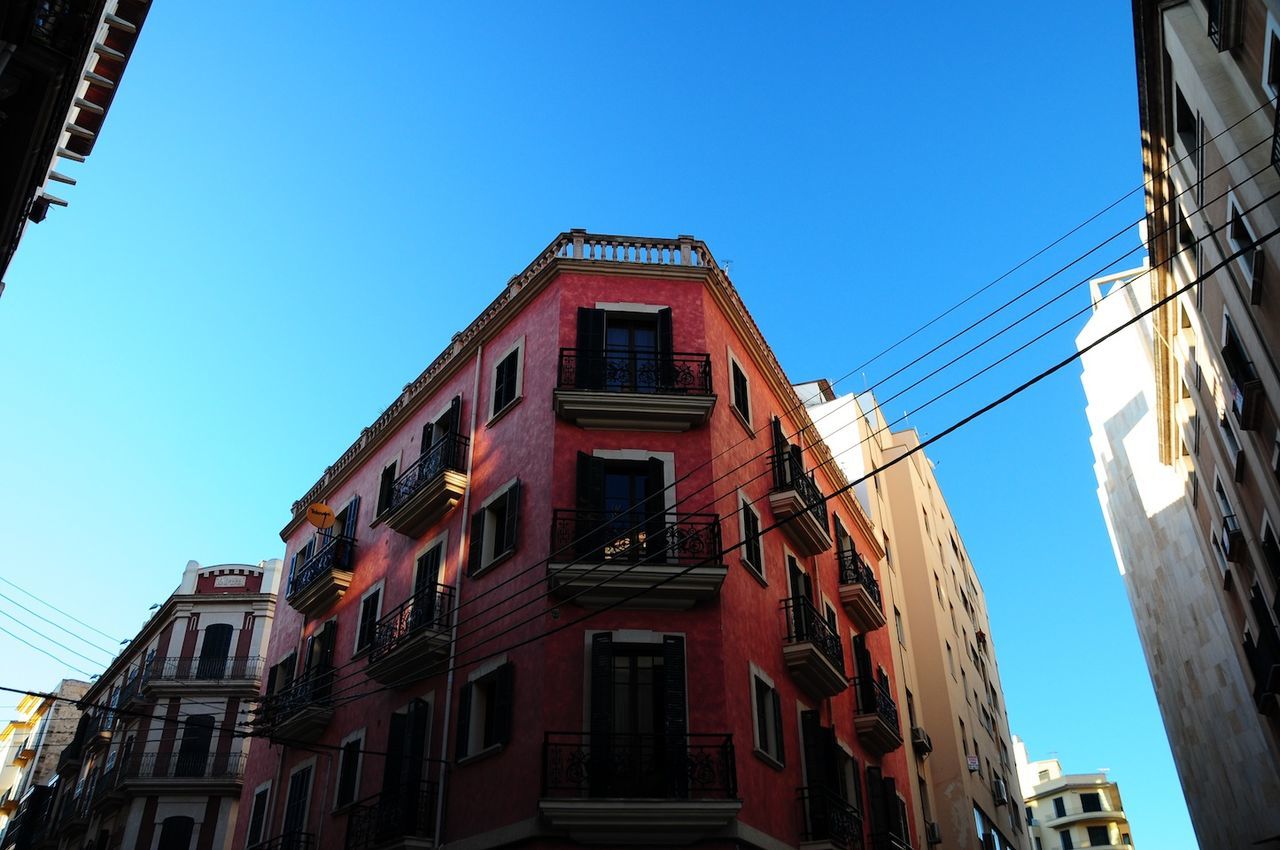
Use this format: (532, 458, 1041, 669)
(1221, 336, 1263, 426)
(288, 535, 356, 598)
(542, 732, 737, 800)
(147, 655, 264, 683)
(386, 432, 469, 515)
(344, 780, 437, 850)
(368, 585, 454, 663)
(122, 751, 245, 781)
(556, 348, 712, 395)
(91, 765, 119, 804)
(782, 597, 845, 671)
(854, 678, 900, 733)
(260, 667, 334, 725)
(1272, 96, 1280, 173)
(799, 786, 862, 849)
(550, 509, 722, 565)
(837, 550, 882, 609)
(871, 830, 912, 850)
(772, 450, 829, 528)
(250, 832, 315, 850)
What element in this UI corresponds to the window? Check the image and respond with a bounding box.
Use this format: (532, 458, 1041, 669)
(1086, 826, 1109, 846)
(946, 642, 956, 678)
(1059, 830, 1073, 850)
(489, 339, 524, 420)
(456, 661, 514, 760)
(894, 607, 906, 647)
(334, 732, 363, 809)
(1079, 791, 1101, 812)
(741, 498, 764, 579)
(355, 587, 381, 654)
(751, 671, 784, 765)
(1037, 769, 1050, 783)
(1035, 839, 1043, 850)
(376, 460, 398, 515)
(1173, 83, 1197, 156)
(883, 533, 893, 568)
(157, 817, 194, 850)
(1227, 195, 1259, 284)
(246, 784, 270, 848)
(282, 763, 313, 836)
(467, 480, 521, 576)
(729, 354, 750, 424)
(1053, 797, 1066, 818)
(1265, 13, 1280, 99)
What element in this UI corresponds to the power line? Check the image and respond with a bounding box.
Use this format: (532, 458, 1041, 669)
(0, 628, 95, 678)
(0, 590, 118, 656)
(0, 577, 122, 643)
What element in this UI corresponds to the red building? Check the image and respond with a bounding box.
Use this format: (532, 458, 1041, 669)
(241, 231, 914, 850)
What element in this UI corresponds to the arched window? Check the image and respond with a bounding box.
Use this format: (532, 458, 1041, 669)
(197, 624, 233, 679)
(156, 816, 194, 850)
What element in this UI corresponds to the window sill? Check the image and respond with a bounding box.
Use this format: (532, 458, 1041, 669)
(457, 742, 504, 766)
(468, 548, 514, 580)
(729, 404, 755, 439)
(752, 747, 784, 771)
(486, 395, 523, 428)
(741, 559, 768, 588)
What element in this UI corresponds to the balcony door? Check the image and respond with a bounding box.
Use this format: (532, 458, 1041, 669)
(801, 710, 848, 839)
(589, 634, 687, 798)
(282, 764, 312, 837)
(174, 714, 214, 777)
(410, 544, 443, 631)
(196, 624, 233, 680)
(380, 699, 431, 837)
(575, 307, 673, 392)
(576, 453, 666, 561)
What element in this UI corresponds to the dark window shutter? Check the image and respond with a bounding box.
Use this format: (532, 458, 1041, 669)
(576, 307, 606, 389)
(493, 663, 515, 746)
(420, 422, 433, 455)
(358, 592, 379, 650)
(343, 496, 361, 538)
(883, 776, 903, 838)
(589, 632, 614, 796)
(287, 553, 299, 585)
(800, 709, 824, 788)
(576, 453, 606, 558)
(378, 463, 397, 515)
(447, 394, 462, 435)
(401, 699, 429, 788)
(381, 712, 406, 792)
(853, 634, 873, 681)
(850, 756, 862, 814)
(501, 481, 521, 557)
(662, 635, 688, 798)
(656, 307, 674, 389)
(645, 457, 667, 559)
(865, 764, 886, 837)
(500, 353, 518, 406)
(454, 682, 472, 760)
(467, 508, 485, 576)
(770, 687, 784, 764)
(156, 817, 194, 850)
(415, 545, 441, 594)
(336, 739, 360, 806)
(771, 417, 789, 488)
(265, 664, 278, 698)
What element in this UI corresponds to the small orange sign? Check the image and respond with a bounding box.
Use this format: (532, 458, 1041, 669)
(306, 503, 336, 530)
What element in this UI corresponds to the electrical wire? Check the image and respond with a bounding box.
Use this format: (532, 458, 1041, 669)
(0, 577, 123, 643)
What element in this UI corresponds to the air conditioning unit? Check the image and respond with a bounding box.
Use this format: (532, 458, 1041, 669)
(925, 821, 943, 845)
(911, 725, 934, 757)
(993, 777, 1009, 805)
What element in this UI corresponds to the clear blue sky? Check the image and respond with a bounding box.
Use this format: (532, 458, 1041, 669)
(0, 3, 1194, 847)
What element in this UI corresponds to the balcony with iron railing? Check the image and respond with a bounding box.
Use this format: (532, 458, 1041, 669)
(379, 432, 470, 538)
(365, 584, 454, 686)
(553, 348, 715, 431)
(257, 668, 334, 743)
(871, 829, 912, 850)
(143, 656, 263, 695)
(250, 832, 315, 850)
(1244, 624, 1280, 712)
(769, 451, 832, 555)
(118, 752, 245, 792)
(853, 678, 903, 755)
(798, 786, 861, 850)
(1221, 336, 1264, 430)
(287, 534, 357, 617)
(837, 550, 885, 633)
(539, 731, 741, 844)
(781, 597, 847, 699)
(344, 779, 437, 850)
(547, 509, 726, 609)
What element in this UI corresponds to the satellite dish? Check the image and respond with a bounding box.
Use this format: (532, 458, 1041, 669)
(306, 503, 337, 530)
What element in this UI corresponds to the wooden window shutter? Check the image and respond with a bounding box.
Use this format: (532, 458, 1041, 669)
(771, 417, 789, 488)
(865, 764, 886, 837)
(501, 481, 521, 558)
(770, 687, 784, 763)
(656, 307, 674, 388)
(589, 633, 614, 795)
(493, 663, 515, 746)
(454, 682, 472, 760)
(343, 496, 360, 539)
(576, 307, 606, 390)
(467, 509, 485, 576)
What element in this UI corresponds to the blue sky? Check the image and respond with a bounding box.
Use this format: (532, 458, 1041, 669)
(0, 2, 1193, 847)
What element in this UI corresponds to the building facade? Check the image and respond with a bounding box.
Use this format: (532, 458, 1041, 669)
(800, 387, 1028, 850)
(37, 559, 282, 850)
(0, 680, 89, 849)
(1075, 1, 1280, 845)
(0, 0, 153, 292)
(239, 231, 918, 850)
(1013, 737, 1134, 850)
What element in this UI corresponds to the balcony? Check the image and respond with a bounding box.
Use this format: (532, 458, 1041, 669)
(837, 551, 885, 633)
(1221, 514, 1245, 563)
(1042, 806, 1128, 829)
(853, 678, 903, 755)
(259, 669, 334, 743)
(1221, 339, 1264, 430)
(90, 765, 123, 811)
(380, 433, 469, 538)
(118, 752, 245, 794)
(344, 779, 437, 850)
(553, 349, 715, 431)
(12, 737, 34, 766)
(547, 510, 726, 609)
(252, 833, 315, 850)
(798, 786, 861, 850)
(1208, 0, 1243, 50)
(769, 452, 832, 556)
(365, 585, 454, 686)
(118, 674, 150, 711)
(540, 732, 740, 845)
(143, 656, 263, 696)
(781, 598, 847, 699)
(287, 534, 357, 618)
(1244, 627, 1280, 713)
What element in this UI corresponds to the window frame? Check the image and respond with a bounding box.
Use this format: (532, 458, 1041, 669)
(1265, 12, 1280, 101)
(726, 347, 752, 433)
(457, 656, 514, 763)
(488, 336, 526, 424)
(353, 581, 384, 656)
(375, 453, 403, 517)
(748, 663, 785, 768)
(1226, 192, 1259, 288)
(738, 493, 766, 584)
(245, 781, 272, 848)
(468, 478, 522, 577)
(332, 728, 365, 811)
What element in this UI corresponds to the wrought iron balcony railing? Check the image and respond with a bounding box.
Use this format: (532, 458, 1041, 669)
(798, 786, 861, 849)
(345, 780, 438, 850)
(368, 584, 454, 663)
(122, 751, 245, 781)
(385, 432, 469, 516)
(288, 535, 356, 598)
(556, 348, 713, 395)
(260, 667, 334, 724)
(772, 450, 828, 528)
(1221, 336, 1264, 428)
(854, 678, 901, 733)
(550, 509, 722, 565)
(250, 832, 315, 850)
(147, 656, 264, 683)
(542, 732, 737, 800)
(838, 550, 882, 609)
(782, 597, 845, 670)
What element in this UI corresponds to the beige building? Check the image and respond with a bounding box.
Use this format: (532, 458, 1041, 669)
(0, 680, 88, 844)
(1075, 2, 1280, 846)
(799, 383, 1029, 850)
(1013, 737, 1134, 850)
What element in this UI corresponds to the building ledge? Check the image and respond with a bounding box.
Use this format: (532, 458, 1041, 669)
(382, 469, 468, 538)
(838, 583, 885, 633)
(1042, 809, 1127, 829)
(553, 389, 716, 431)
(538, 798, 742, 845)
(782, 641, 847, 699)
(547, 562, 727, 609)
(366, 627, 451, 686)
(853, 712, 903, 755)
(768, 490, 832, 555)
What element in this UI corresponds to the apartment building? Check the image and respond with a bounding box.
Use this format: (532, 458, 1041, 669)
(1013, 737, 1134, 850)
(800, 386, 1028, 850)
(38, 559, 281, 850)
(0, 680, 88, 850)
(1074, 2, 1280, 846)
(239, 230, 917, 850)
(0, 0, 154, 291)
